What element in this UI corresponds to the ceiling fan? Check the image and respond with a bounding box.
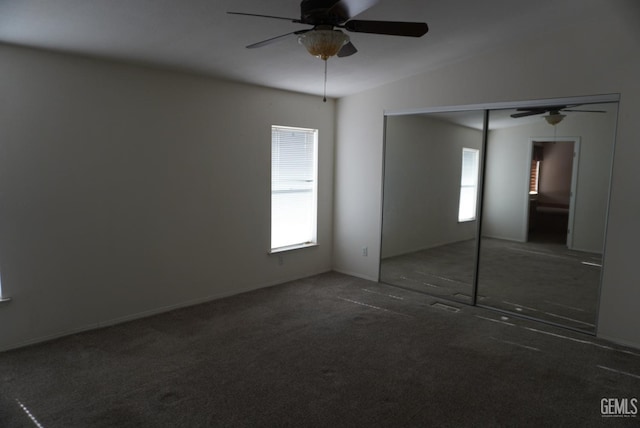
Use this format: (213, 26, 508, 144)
(228, 0, 429, 101)
(511, 105, 606, 125)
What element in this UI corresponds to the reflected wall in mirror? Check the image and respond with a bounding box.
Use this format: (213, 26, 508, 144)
(477, 102, 618, 333)
(380, 111, 484, 303)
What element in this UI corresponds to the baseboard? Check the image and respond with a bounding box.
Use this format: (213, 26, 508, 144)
(597, 333, 640, 352)
(332, 268, 377, 282)
(381, 237, 477, 260)
(0, 269, 332, 353)
(482, 234, 526, 243)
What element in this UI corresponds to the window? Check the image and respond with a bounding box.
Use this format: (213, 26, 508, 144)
(0, 272, 9, 303)
(271, 125, 318, 251)
(529, 159, 540, 194)
(530, 144, 543, 195)
(458, 148, 479, 222)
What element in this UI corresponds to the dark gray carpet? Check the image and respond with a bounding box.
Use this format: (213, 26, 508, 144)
(380, 238, 601, 332)
(0, 272, 638, 427)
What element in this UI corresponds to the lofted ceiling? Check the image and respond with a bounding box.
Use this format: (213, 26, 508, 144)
(0, 0, 601, 99)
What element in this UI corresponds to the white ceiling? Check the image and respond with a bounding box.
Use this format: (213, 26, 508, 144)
(0, 0, 600, 99)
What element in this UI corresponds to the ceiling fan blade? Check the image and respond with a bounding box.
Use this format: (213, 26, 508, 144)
(511, 111, 545, 118)
(227, 11, 301, 23)
(515, 105, 566, 112)
(337, 41, 358, 57)
(343, 20, 428, 37)
(246, 30, 310, 49)
(562, 109, 607, 113)
(328, 0, 379, 21)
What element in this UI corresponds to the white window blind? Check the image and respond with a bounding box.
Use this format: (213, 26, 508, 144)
(529, 160, 540, 194)
(458, 148, 479, 222)
(271, 126, 318, 250)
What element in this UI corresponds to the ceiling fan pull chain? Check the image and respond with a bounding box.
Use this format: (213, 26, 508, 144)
(323, 59, 328, 102)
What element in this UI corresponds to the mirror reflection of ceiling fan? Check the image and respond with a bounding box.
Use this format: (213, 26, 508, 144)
(228, 0, 429, 101)
(511, 105, 606, 125)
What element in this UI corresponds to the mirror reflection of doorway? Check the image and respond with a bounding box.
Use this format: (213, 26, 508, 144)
(527, 140, 576, 246)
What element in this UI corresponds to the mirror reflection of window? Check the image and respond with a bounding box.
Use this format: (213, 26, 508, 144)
(459, 148, 479, 222)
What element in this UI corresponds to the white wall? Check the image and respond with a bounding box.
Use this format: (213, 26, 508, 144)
(333, 0, 640, 348)
(483, 111, 616, 252)
(382, 115, 481, 258)
(0, 44, 335, 351)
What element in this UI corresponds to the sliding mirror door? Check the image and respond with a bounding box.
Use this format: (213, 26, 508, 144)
(380, 97, 619, 333)
(477, 102, 618, 332)
(380, 111, 484, 303)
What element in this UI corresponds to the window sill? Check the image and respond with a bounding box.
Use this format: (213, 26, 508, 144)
(0, 297, 12, 304)
(269, 242, 318, 254)
(458, 219, 476, 223)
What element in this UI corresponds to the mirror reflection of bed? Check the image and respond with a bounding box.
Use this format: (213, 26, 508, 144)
(380, 100, 618, 333)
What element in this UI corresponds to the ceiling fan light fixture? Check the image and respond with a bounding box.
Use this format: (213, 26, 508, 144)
(298, 29, 349, 60)
(544, 113, 566, 125)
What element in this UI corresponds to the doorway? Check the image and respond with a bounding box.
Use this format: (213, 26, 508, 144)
(527, 138, 579, 247)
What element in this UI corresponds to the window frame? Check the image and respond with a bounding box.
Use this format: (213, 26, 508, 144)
(529, 159, 540, 195)
(458, 147, 480, 223)
(0, 272, 10, 303)
(270, 125, 319, 253)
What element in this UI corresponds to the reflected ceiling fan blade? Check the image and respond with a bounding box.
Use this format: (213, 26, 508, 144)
(515, 105, 566, 112)
(328, 0, 379, 22)
(227, 11, 301, 23)
(343, 20, 428, 37)
(337, 41, 358, 57)
(562, 109, 606, 113)
(246, 30, 310, 49)
(510, 111, 545, 118)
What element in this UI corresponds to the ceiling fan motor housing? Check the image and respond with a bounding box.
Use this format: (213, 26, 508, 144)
(301, 0, 347, 25)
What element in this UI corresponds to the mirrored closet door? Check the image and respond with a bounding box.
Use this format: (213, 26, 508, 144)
(476, 102, 618, 333)
(380, 97, 619, 333)
(380, 110, 485, 304)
